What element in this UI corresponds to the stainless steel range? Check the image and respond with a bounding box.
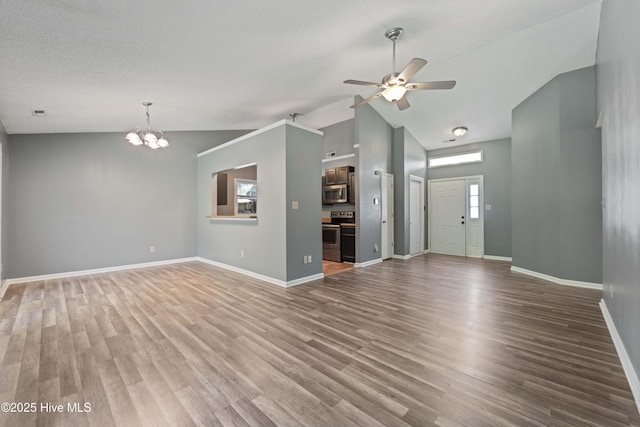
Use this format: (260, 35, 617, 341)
(322, 211, 355, 263)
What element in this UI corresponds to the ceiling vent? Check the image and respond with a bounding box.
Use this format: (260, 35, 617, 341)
(31, 109, 47, 117)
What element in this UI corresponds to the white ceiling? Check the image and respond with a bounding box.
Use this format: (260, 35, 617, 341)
(0, 0, 601, 150)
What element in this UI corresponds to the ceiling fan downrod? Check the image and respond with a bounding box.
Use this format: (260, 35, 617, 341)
(385, 27, 404, 80)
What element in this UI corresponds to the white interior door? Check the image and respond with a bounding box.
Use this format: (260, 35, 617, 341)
(430, 179, 466, 256)
(380, 173, 394, 259)
(409, 177, 424, 255)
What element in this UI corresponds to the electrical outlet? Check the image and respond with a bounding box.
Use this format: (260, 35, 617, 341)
(374, 243, 379, 252)
(149, 246, 156, 253)
(303, 256, 308, 264)
(241, 250, 245, 258)
(308, 255, 312, 263)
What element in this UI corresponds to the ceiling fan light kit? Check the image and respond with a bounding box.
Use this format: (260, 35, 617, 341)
(452, 126, 468, 137)
(344, 27, 456, 111)
(125, 102, 169, 149)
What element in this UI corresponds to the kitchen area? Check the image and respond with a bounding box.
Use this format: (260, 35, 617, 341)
(322, 164, 357, 276)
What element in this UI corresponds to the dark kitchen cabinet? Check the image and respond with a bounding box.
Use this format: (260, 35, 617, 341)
(324, 166, 354, 185)
(348, 172, 356, 204)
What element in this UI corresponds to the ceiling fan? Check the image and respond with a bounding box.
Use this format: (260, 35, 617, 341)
(344, 27, 456, 111)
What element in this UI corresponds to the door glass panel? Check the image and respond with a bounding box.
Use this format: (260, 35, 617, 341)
(470, 207, 479, 219)
(470, 195, 479, 207)
(469, 184, 479, 196)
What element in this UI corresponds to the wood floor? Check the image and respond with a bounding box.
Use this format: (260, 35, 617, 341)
(0, 254, 638, 427)
(322, 260, 354, 277)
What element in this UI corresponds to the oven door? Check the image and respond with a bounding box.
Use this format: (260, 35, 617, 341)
(322, 224, 341, 262)
(322, 184, 348, 205)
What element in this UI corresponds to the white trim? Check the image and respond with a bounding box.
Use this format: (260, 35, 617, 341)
(409, 175, 425, 255)
(392, 251, 426, 260)
(0, 279, 8, 300)
(355, 258, 382, 268)
(510, 266, 602, 290)
(196, 257, 323, 288)
(600, 299, 640, 416)
(197, 120, 323, 157)
(285, 273, 325, 287)
(484, 255, 512, 262)
(208, 217, 257, 222)
(322, 153, 355, 163)
(1, 257, 199, 293)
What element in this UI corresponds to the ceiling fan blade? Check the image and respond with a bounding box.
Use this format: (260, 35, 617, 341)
(395, 96, 410, 111)
(350, 89, 390, 108)
(344, 79, 384, 88)
(396, 58, 427, 83)
(406, 80, 457, 90)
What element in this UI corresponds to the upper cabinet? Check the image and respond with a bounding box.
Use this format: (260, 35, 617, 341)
(324, 166, 354, 185)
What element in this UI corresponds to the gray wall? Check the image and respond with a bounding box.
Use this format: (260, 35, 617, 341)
(427, 138, 512, 258)
(0, 121, 7, 283)
(198, 122, 322, 283)
(512, 66, 602, 283)
(354, 97, 393, 263)
(597, 0, 640, 379)
(286, 125, 323, 281)
(6, 130, 249, 279)
(198, 126, 287, 281)
(393, 127, 428, 257)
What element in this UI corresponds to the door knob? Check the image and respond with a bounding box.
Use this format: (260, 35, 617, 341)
(461, 216, 465, 219)
(461, 221, 465, 224)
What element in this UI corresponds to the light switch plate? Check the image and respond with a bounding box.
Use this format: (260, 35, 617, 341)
(292, 201, 299, 210)
(485, 204, 492, 211)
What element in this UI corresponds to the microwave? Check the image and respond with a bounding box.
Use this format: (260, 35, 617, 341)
(323, 184, 349, 204)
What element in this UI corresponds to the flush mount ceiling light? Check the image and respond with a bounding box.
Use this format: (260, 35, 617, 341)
(125, 102, 169, 149)
(452, 126, 468, 137)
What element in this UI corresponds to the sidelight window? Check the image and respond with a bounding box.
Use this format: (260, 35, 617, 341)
(469, 184, 479, 219)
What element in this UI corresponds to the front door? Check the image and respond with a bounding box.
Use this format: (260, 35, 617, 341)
(430, 179, 466, 256)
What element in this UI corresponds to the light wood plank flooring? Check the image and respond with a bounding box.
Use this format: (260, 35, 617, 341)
(322, 260, 354, 277)
(0, 254, 638, 426)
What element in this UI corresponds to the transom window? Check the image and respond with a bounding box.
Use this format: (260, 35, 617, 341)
(428, 150, 483, 168)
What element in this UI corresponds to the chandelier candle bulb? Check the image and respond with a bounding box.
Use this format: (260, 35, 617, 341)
(126, 102, 169, 149)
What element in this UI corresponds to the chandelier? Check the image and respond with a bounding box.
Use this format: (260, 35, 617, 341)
(125, 102, 169, 149)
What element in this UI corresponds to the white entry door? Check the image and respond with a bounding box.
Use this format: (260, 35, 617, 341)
(409, 177, 424, 255)
(430, 179, 466, 256)
(380, 173, 394, 259)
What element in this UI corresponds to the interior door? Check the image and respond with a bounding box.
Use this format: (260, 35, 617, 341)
(409, 178, 423, 255)
(381, 173, 394, 259)
(430, 179, 466, 256)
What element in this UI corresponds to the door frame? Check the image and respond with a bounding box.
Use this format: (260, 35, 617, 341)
(380, 172, 394, 259)
(427, 175, 484, 257)
(409, 175, 425, 255)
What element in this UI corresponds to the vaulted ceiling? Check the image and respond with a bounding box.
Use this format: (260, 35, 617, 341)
(0, 0, 601, 149)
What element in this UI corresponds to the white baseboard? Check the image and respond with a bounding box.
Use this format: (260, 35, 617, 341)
(484, 255, 513, 262)
(196, 257, 323, 288)
(392, 251, 428, 260)
(0, 257, 199, 298)
(600, 299, 640, 416)
(510, 265, 602, 290)
(0, 279, 8, 300)
(355, 258, 382, 268)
